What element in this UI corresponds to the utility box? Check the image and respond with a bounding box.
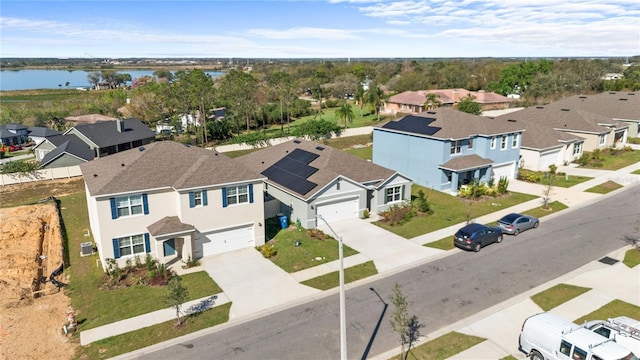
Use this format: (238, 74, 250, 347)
(80, 242, 94, 257)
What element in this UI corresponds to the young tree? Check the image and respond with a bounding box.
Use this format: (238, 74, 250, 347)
(542, 168, 556, 210)
(389, 283, 424, 360)
(165, 275, 189, 326)
(423, 93, 441, 111)
(335, 101, 354, 130)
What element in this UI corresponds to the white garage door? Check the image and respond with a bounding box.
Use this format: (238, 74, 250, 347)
(539, 150, 561, 172)
(196, 225, 254, 258)
(316, 198, 359, 224)
(492, 162, 515, 180)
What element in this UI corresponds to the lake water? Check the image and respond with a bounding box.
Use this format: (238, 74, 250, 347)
(0, 69, 224, 91)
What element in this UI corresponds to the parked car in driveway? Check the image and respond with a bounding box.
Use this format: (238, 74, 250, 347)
(497, 213, 539, 235)
(454, 223, 503, 252)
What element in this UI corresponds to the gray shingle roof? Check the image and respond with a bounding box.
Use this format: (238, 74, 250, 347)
(234, 139, 398, 200)
(378, 107, 526, 140)
(40, 138, 95, 166)
(439, 154, 493, 171)
(27, 127, 61, 137)
(80, 141, 265, 196)
(147, 216, 195, 237)
(550, 92, 640, 121)
(70, 118, 155, 148)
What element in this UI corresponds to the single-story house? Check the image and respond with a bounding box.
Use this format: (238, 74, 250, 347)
(39, 136, 95, 169)
(64, 118, 156, 158)
(373, 107, 526, 195)
(0, 124, 29, 146)
(384, 89, 514, 116)
(80, 141, 266, 270)
(234, 139, 413, 228)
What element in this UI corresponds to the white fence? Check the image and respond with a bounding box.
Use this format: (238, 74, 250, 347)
(0, 165, 83, 186)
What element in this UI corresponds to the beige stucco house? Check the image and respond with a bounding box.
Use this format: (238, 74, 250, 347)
(80, 141, 266, 270)
(384, 89, 514, 116)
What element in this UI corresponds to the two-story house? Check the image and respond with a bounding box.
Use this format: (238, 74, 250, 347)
(66, 118, 156, 158)
(373, 107, 526, 195)
(80, 141, 266, 270)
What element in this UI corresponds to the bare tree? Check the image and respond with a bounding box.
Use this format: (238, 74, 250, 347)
(165, 275, 188, 326)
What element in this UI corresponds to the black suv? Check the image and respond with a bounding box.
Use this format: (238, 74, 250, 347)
(454, 223, 503, 252)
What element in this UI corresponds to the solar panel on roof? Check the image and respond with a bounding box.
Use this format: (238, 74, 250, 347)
(262, 166, 317, 195)
(383, 115, 441, 136)
(288, 149, 319, 164)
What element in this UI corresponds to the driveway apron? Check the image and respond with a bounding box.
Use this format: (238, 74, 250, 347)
(317, 218, 441, 273)
(199, 248, 319, 319)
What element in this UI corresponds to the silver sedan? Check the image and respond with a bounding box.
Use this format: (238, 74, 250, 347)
(497, 213, 539, 235)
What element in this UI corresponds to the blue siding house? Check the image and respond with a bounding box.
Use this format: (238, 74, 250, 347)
(373, 107, 526, 194)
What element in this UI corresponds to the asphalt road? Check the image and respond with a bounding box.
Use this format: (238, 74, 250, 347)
(137, 184, 640, 360)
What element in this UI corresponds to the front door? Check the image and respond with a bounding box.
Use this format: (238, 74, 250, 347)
(163, 238, 176, 257)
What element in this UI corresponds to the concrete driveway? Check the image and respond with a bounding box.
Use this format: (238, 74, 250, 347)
(317, 217, 443, 273)
(199, 248, 320, 320)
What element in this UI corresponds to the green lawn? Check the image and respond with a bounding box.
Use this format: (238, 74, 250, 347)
(425, 236, 455, 250)
(301, 261, 378, 290)
(221, 148, 260, 158)
(579, 149, 640, 170)
(264, 218, 358, 273)
(585, 181, 623, 194)
(632, 169, 640, 175)
(629, 137, 640, 145)
(623, 248, 640, 268)
(574, 300, 640, 324)
(345, 146, 372, 160)
(388, 332, 486, 360)
(0, 177, 86, 208)
(517, 169, 593, 188)
(376, 185, 538, 239)
(521, 201, 568, 218)
(59, 192, 223, 332)
(531, 284, 591, 311)
(74, 303, 231, 359)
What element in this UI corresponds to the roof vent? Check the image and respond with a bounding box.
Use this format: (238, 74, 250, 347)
(214, 153, 218, 156)
(536, 106, 544, 109)
(619, 98, 627, 101)
(293, 140, 301, 144)
(93, 174, 98, 177)
(508, 119, 516, 122)
(427, 111, 437, 114)
(121, 163, 125, 167)
(138, 146, 145, 151)
(609, 92, 616, 94)
(579, 96, 587, 99)
(561, 108, 570, 111)
(628, 93, 635, 95)
(316, 146, 324, 151)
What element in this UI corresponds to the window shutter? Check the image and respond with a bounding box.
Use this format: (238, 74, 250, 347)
(144, 233, 151, 253)
(112, 238, 120, 259)
(249, 184, 254, 203)
(142, 193, 149, 215)
(203, 190, 208, 206)
(189, 192, 195, 208)
(222, 187, 228, 207)
(110, 198, 118, 219)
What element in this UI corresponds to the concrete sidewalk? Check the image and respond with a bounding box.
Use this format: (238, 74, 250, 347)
(81, 162, 640, 351)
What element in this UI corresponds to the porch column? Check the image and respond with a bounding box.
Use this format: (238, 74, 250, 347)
(451, 172, 460, 193)
(182, 235, 194, 260)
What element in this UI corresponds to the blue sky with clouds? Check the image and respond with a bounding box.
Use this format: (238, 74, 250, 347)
(1, 0, 639, 58)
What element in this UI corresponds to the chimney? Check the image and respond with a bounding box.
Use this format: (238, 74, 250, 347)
(116, 119, 125, 132)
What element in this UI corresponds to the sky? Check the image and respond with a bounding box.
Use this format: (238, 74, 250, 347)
(1, 0, 639, 59)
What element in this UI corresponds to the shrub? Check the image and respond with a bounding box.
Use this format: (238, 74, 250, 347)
(324, 98, 340, 108)
(380, 202, 416, 226)
(577, 153, 590, 166)
(134, 255, 143, 269)
(363, 208, 370, 218)
(412, 189, 432, 214)
(259, 243, 277, 258)
(548, 164, 557, 174)
(591, 148, 602, 160)
(183, 255, 200, 268)
(105, 258, 123, 286)
(497, 176, 509, 194)
(145, 253, 156, 271)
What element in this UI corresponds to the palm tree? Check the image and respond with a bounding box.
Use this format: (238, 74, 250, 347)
(335, 101, 355, 130)
(424, 93, 441, 111)
(366, 85, 384, 121)
(354, 85, 365, 116)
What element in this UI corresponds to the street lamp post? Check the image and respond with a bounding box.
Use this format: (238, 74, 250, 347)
(316, 214, 347, 360)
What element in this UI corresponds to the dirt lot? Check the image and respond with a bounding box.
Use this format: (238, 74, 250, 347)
(0, 202, 75, 360)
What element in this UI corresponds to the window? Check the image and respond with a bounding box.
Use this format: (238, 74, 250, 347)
(572, 347, 587, 360)
(386, 186, 402, 203)
(490, 137, 496, 149)
(599, 134, 606, 145)
(512, 133, 519, 148)
(226, 185, 249, 206)
(468, 137, 473, 149)
(189, 190, 208, 208)
(116, 195, 143, 217)
(117, 234, 145, 257)
(451, 140, 462, 155)
(593, 326, 611, 338)
(559, 340, 572, 356)
(572, 142, 583, 156)
(500, 135, 507, 150)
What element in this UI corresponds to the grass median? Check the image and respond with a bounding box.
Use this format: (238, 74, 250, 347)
(531, 284, 591, 311)
(301, 261, 378, 290)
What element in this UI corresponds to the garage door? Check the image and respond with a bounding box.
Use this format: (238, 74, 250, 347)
(539, 150, 561, 172)
(195, 224, 254, 258)
(316, 198, 359, 224)
(492, 162, 515, 180)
